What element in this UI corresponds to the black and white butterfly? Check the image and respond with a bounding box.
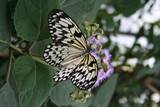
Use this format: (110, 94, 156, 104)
(43, 9, 98, 90)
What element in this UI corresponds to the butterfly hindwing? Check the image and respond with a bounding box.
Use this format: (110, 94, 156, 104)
(70, 54, 98, 90)
(53, 64, 77, 81)
(52, 54, 98, 90)
(48, 9, 87, 49)
(53, 56, 83, 81)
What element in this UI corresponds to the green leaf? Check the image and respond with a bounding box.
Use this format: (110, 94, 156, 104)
(14, 0, 60, 41)
(30, 38, 52, 55)
(8, 0, 18, 15)
(0, 0, 11, 51)
(13, 56, 52, 107)
(29, 62, 52, 107)
(153, 36, 160, 57)
(0, 82, 17, 107)
(106, 18, 115, 29)
(0, 60, 9, 87)
(109, 0, 142, 16)
(92, 74, 119, 107)
(50, 80, 76, 106)
(0, 60, 8, 78)
(60, 0, 104, 26)
(13, 56, 36, 107)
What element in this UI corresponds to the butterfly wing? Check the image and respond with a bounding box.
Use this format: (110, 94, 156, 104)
(48, 9, 87, 49)
(53, 56, 83, 81)
(70, 54, 98, 90)
(53, 54, 98, 90)
(43, 42, 84, 67)
(45, 9, 87, 67)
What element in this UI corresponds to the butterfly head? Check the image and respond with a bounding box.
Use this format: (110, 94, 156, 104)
(86, 45, 92, 53)
(87, 37, 102, 55)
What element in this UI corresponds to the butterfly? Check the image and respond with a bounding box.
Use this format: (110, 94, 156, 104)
(43, 9, 98, 90)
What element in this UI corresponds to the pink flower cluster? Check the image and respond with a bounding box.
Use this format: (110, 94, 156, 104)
(87, 36, 114, 88)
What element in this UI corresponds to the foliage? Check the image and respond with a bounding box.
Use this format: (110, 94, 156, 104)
(0, 0, 160, 107)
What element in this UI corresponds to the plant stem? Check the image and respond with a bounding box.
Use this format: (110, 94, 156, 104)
(1, 40, 57, 70)
(144, 77, 160, 94)
(30, 53, 59, 70)
(32, 56, 47, 65)
(6, 49, 13, 82)
(9, 44, 23, 54)
(0, 39, 24, 54)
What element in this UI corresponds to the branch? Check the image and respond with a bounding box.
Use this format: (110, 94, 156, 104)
(0, 39, 52, 69)
(144, 77, 160, 95)
(9, 44, 24, 54)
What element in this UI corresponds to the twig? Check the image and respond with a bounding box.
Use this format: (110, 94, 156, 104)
(144, 77, 160, 95)
(0, 39, 24, 54)
(9, 44, 24, 54)
(31, 56, 47, 66)
(0, 39, 53, 69)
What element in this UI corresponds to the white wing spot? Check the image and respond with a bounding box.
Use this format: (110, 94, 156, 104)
(86, 72, 91, 81)
(59, 21, 68, 27)
(61, 18, 72, 25)
(45, 49, 50, 52)
(50, 30, 53, 33)
(44, 53, 47, 57)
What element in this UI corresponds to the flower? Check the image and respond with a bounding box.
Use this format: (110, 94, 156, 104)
(87, 36, 102, 44)
(87, 36, 114, 89)
(101, 49, 112, 62)
(84, 21, 114, 89)
(90, 52, 100, 60)
(92, 50, 114, 88)
(87, 36, 102, 51)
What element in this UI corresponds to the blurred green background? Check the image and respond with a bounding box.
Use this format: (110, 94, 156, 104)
(0, 0, 160, 107)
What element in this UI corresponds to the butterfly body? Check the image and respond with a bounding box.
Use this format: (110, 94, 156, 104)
(44, 9, 98, 90)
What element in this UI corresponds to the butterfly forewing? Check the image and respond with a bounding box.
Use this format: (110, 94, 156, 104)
(44, 42, 84, 67)
(48, 9, 87, 49)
